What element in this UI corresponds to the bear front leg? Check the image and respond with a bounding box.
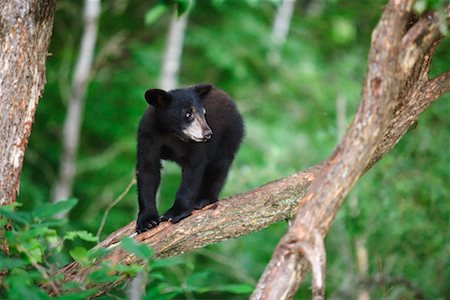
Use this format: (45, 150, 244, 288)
(136, 142, 162, 233)
(136, 168, 161, 233)
(161, 163, 205, 223)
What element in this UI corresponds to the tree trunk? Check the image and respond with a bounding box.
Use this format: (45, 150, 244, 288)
(158, 9, 188, 90)
(52, 0, 101, 211)
(268, 0, 296, 65)
(271, 0, 296, 46)
(0, 0, 56, 280)
(0, 0, 56, 206)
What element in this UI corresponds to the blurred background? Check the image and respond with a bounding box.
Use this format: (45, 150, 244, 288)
(18, 0, 449, 298)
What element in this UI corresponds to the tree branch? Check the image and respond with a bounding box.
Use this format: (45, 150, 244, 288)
(399, 6, 450, 75)
(48, 166, 320, 295)
(252, 1, 449, 299)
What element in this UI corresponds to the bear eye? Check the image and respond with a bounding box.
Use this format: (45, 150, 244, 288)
(185, 111, 194, 121)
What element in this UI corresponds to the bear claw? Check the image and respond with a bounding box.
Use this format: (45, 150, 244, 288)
(160, 208, 192, 224)
(136, 212, 160, 233)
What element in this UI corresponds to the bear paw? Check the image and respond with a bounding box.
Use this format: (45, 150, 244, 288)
(160, 206, 192, 224)
(194, 198, 218, 210)
(136, 211, 160, 233)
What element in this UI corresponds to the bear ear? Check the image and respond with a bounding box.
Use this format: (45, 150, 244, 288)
(191, 83, 213, 99)
(144, 89, 171, 108)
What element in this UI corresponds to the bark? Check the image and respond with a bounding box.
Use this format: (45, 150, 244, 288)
(158, 9, 188, 90)
(52, 0, 100, 209)
(0, 0, 56, 281)
(252, 1, 450, 299)
(41, 1, 450, 297)
(0, 0, 56, 206)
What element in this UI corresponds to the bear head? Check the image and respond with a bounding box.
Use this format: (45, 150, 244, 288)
(144, 83, 213, 142)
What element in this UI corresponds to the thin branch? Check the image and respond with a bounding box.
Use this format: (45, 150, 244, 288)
(399, 7, 449, 75)
(292, 229, 325, 300)
(367, 52, 449, 171)
(424, 69, 450, 100)
(17, 244, 60, 295)
(96, 177, 136, 242)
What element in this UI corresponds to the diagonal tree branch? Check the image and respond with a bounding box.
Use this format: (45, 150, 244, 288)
(252, 1, 450, 299)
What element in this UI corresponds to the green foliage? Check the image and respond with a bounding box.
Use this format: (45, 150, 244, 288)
(145, 0, 192, 25)
(11, 0, 450, 299)
(0, 203, 249, 299)
(120, 237, 153, 260)
(63, 230, 97, 242)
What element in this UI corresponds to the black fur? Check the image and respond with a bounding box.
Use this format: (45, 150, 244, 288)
(136, 83, 244, 233)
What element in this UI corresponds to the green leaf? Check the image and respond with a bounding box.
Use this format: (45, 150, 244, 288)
(186, 271, 210, 288)
(176, 0, 191, 16)
(0, 255, 28, 269)
(53, 289, 97, 299)
(145, 4, 167, 25)
(69, 247, 89, 265)
(331, 17, 356, 45)
(150, 256, 184, 269)
(64, 230, 97, 242)
(32, 198, 78, 219)
(112, 263, 144, 276)
(88, 247, 110, 260)
(46, 230, 58, 245)
(30, 219, 66, 229)
(0, 207, 32, 225)
(212, 283, 254, 294)
(16, 227, 56, 241)
(413, 0, 427, 13)
(148, 271, 164, 280)
(27, 247, 43, 264)
(6, 283, 51, 300)
(120, 237, 153, 260)
(88, 268, 120, 283)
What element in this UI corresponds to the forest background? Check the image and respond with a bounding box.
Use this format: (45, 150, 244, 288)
(2, 0, 449, 299)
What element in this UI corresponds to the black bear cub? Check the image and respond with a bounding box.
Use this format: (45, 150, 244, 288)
(136, 83, 244, 233)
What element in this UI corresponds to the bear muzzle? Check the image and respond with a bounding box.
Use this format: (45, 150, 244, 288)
(182, 115, 213, 142)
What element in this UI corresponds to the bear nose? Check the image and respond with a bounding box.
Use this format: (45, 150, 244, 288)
(204, 129, 213, 140)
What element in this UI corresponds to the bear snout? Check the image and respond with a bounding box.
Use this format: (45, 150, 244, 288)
(203, 128, 213, 141)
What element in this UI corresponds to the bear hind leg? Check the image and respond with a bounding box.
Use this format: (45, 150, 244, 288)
(195, 158, 233, 210)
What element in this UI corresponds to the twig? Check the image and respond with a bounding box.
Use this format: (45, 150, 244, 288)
(301, 230, 326, 300)
(17, 244, 60, 294)
(96, 177, 136, 242)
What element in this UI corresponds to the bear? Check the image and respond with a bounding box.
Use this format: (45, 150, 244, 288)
(136, 83, 244, 233)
